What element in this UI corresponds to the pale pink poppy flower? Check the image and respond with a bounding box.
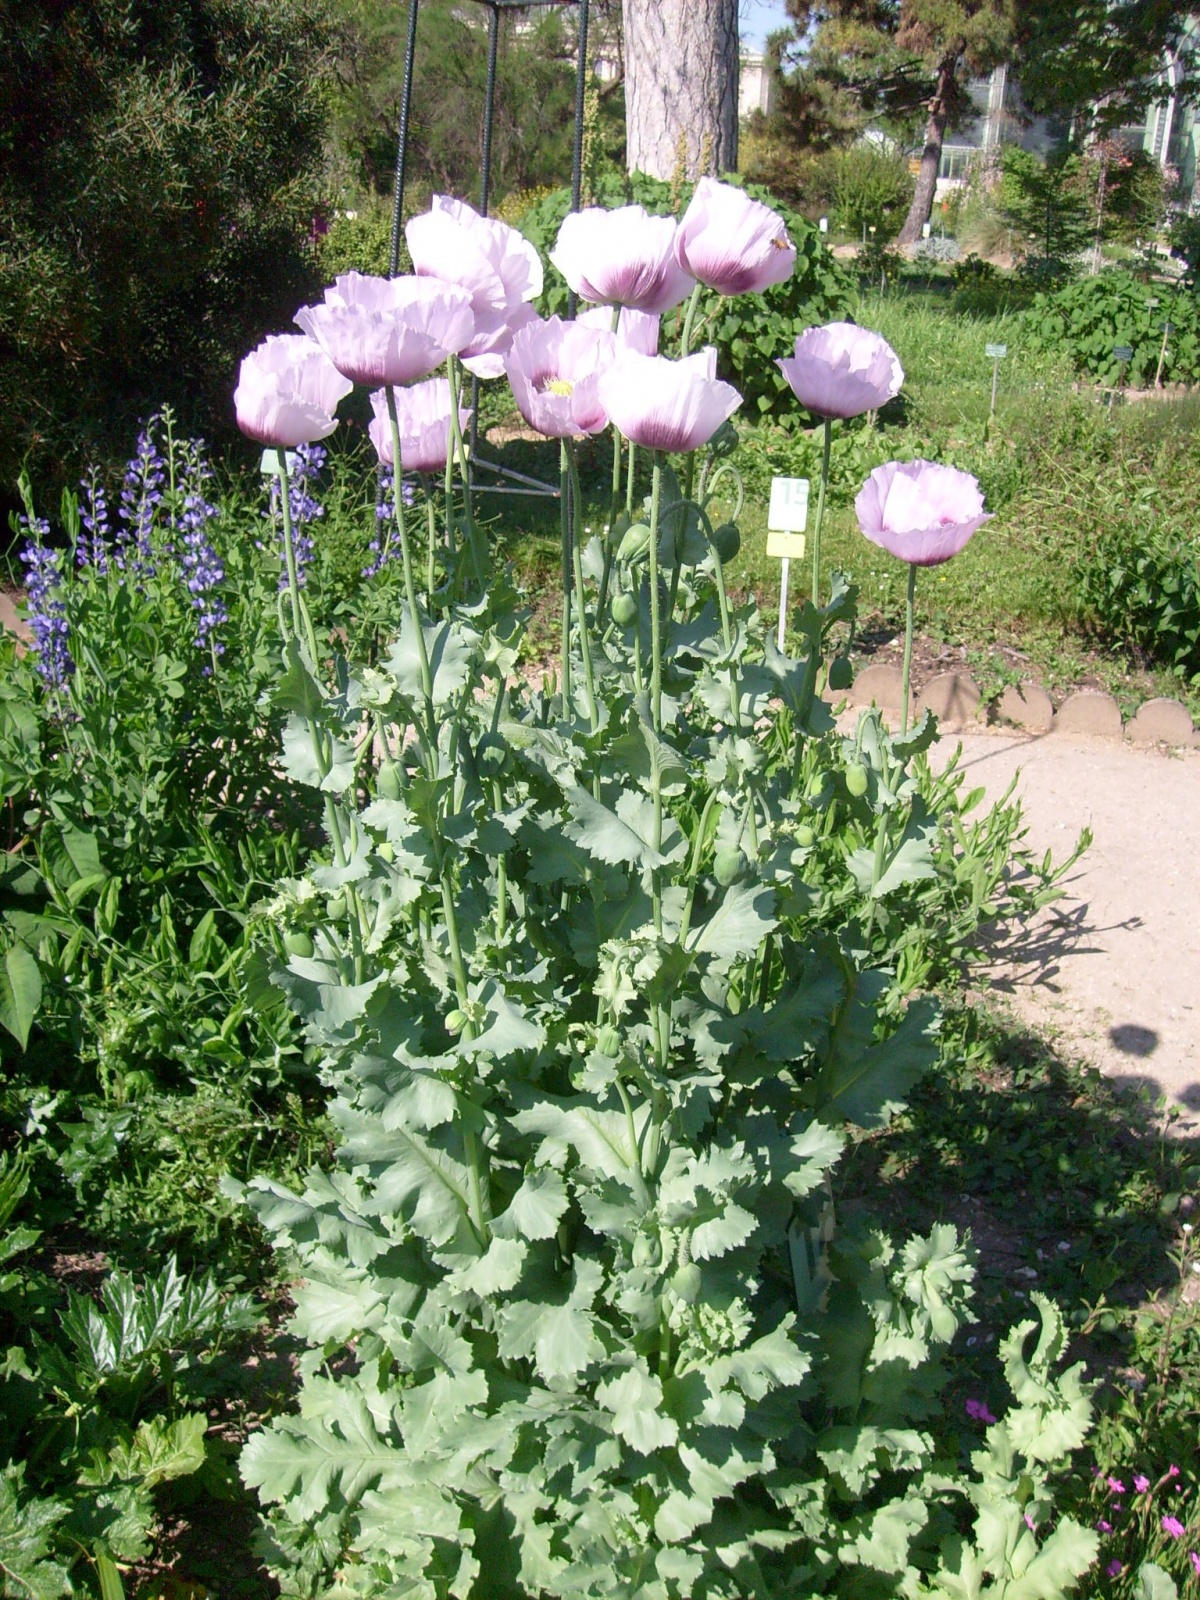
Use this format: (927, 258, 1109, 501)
(367, 378, 471, 473)
(295, 272, 474, 388)
(577, 305, 661, 356)
(778, 321, 904, 419)
(504, 315, 616, 438)
(597, 347, 741, 454)
(234, 334, 352, 447)
(406, 196, 543, 378)
(549, 205, 695, 314)
(855, 460, 991, 566)
(675, 177, 796, 296)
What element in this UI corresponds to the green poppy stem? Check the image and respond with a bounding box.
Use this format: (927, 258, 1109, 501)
(558, 443, 574, 709)
(901, 560, 917, 735)
(564, 439, 600, 733)
(679, 281, 704, 359)
(811, 416, 832, 609)
(385, 386, 433, 708)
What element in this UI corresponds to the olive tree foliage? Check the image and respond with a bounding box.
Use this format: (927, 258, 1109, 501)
(0, 0, 337, 491)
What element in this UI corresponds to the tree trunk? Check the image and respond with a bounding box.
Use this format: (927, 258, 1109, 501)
(622, 0, 739, 181)
(896, 57, 955, 246)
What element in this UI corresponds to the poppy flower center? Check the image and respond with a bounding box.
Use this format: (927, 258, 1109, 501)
(542, 377, 574, 396)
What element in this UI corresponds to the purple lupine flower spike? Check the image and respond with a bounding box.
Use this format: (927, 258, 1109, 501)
(363, 468, 415, 578)
(267, 441, 325, 590)
(19, 519, 73, 690)
(177, 442, 227, 656)
(117, 422, 167, 574)
(78, 470, 110, 573)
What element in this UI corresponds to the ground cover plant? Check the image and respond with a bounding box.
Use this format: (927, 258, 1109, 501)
(2, 177, 1198, 1599)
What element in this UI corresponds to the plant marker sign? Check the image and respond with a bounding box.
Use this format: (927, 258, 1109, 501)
(767, 477, 810, 650)
(985, 342, 1007, 416)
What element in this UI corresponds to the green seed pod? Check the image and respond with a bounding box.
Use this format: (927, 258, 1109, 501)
(794, 823, 816, 849)
(845, 763, 869, 798)
(325, 893, 347, 919)
(607, 509, 632, 548)
(632, 1231, 661, 1268)
(477, 733, 507, 776)
(828, 654, 854, 691)
(376, 762, 403, 800)
(671, 1262, 702, 1303)
(596, 1024, 622, 1058)
(617, 521, 652, 564)
(611, 592, 639, 628)
(713, 847, 748, 887)
(712, 521, 741, 562)
(445, 1008, 467, 1035)
(283, 930, 314, 959)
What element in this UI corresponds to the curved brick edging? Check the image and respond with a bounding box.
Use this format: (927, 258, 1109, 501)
(847, 666, 1199, 748)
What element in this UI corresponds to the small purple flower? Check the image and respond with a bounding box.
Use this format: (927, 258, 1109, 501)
(363, 468, 416, 578)
(78, 470, 110, 573)
(268, 441, 325, 589)
(1107, 1478, 1126, 1496)
(1134, 1475, 1150, 1494)
(1106, 1560, 1123, 1578)
(117, 422, 167, 574)
(19, 531, 73, 690)
(965, 1399, 997, 1425)
(1097, 1519, 1113, 1534)
(1189, 1550, 1200, 1577)
(1163, 1515, 1186, 1539)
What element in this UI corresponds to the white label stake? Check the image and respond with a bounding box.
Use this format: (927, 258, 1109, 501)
(767, 477, 810, 651)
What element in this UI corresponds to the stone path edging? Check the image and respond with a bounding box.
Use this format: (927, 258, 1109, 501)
(848, 666, 1199, 747)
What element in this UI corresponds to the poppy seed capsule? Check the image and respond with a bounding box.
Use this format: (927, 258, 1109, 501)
(712, 522, 741, 562)
(845, 764, 869, 797)
(611, 592, 639, 628)
(284, 930, 314, 958)
(671, 1262, 702, 1302)
(377, 762, 403, 799)
(617, 522, 652, 564)
(713, 847, 748, 887)
(445, 1008, 467, 1035)
(596, 1024, 622, 1058)
(795, 823, 816, 848)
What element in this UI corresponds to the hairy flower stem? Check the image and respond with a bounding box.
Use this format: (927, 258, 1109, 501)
(447, 356, 485, 590)
(422, 475, 439, 598)
(679, 282, 704, 359)
(557, 444, 574, 709)
(711, 550, 742, 734)
(647, 452, 670, 1085)
(565, 441, 600, 733)
(386, 388, 434, 713)
(615, 1075, 651, 1212)
(626, 442, 636, 515)
(277, 458, 317, 661)
(811, 417, 832, 609)
(597, 426, 623, 616)
(439, 869, 490, 1242)
(901, 561, 917, 735)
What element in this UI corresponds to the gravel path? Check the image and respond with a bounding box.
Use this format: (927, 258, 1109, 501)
(936, 730, 1200, 1130)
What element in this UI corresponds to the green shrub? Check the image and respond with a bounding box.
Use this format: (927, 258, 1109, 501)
(0, 0, 335, 490)
(830, 143, 915, 242)
(1022, 271, 1200, 386)
(520, 173, 852, 414)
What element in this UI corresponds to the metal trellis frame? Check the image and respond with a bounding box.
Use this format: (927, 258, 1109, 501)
(386, 0, 592, 499)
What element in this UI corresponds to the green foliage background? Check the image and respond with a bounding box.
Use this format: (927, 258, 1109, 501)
(0, 0, 336, 493)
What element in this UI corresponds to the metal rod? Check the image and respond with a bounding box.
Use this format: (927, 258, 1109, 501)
(388, 0, 421, 276)
(570, 0, 590, 212)
(480, 3, 500, 216)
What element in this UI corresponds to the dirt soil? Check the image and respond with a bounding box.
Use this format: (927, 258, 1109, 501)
(932, 729, 1200, 1131)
